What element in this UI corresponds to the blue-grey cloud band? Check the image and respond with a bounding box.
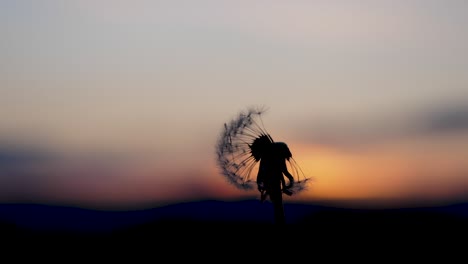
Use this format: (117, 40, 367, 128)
(293, 102, 468, 149)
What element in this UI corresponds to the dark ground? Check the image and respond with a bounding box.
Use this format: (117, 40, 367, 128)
(1, 200, 466, 259)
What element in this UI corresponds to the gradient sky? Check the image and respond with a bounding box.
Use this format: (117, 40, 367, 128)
(1, 0, 468, 210)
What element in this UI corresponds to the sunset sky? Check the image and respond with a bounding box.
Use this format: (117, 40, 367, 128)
(1, 0, 468, 210)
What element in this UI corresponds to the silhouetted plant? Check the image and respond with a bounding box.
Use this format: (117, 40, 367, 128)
(216, 106, 311, 224)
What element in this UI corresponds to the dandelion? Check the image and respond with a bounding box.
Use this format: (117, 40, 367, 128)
(216, 106, 311, 224)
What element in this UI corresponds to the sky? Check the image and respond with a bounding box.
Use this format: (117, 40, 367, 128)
(1, 0, 468, 210)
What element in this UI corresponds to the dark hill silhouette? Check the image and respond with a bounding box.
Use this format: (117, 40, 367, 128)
(1, 199, 467, 247)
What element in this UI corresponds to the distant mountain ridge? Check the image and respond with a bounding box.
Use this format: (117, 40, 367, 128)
(1, 199, 467, 235)
(0, 200, 311, 233)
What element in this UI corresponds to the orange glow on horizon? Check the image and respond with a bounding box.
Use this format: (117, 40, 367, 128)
(287, 136, 468, 204)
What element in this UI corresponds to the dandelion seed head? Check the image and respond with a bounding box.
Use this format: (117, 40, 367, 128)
(216, 106, 311, 193)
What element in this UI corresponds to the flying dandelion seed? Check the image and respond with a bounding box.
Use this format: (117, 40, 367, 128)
(215, 106, 311, 198)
